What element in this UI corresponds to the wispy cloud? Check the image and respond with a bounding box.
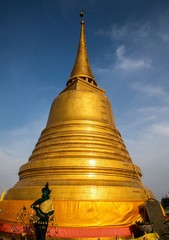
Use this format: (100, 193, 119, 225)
(150, 123, 169, 136)
(115, 45, 152, 71)
(131, 82, 169, 100)
(94, 12, 169, 75)
(0, 118, 46, 194)
(114, 78, 169, 201)
(125, 124, 169, 200)
(119, 96, 169, 200)
(159, 33, 169, 43)
(96, 22, 151, 43)
(93, 44, 151, 80)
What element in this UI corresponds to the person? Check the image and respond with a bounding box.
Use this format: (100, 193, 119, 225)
(31, 182, 54, 240)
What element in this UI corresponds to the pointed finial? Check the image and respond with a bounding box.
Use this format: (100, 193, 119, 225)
(80, 10, 84, 23)
(67, 11, 97, 86)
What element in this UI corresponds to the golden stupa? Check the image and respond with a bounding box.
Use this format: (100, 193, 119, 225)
(0, 15, 154, 239)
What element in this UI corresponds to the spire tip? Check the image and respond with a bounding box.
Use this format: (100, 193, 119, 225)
(80, 10, 84, 23)
(80, 10, 84, 18)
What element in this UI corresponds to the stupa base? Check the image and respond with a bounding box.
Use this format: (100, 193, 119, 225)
(0, 222, 135, 239)
(0, 224, 159, 240)
(0, 200, 155, 240)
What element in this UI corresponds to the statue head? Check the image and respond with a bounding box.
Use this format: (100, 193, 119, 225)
(42, 182, 51, 198)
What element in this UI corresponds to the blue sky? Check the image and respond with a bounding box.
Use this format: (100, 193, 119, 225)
(0, 0, 169, 200)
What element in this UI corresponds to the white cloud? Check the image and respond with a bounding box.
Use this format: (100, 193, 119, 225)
(116, 80, 169, 201)
(126, 129, 169, 200)
(143, 85, 165, 97)
(118, 93, 169, 197)
(95, 22, 151, 43)
(116, 45, 125, 59)
(159, 33, 169, 43)
(0, 118, 46, 195)
(132, 82, 168, 99)
(150, 123, 169, 136)
(118, 101, 169, 201)
(115, 45, 152, 71)
(125, 128, 169, 201)
(93, 45, 151, 80)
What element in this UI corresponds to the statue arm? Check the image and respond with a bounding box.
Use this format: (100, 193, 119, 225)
(33, 206, 54, 219)
(35, 207, 49, 219)
(31, 198, 41, 208)
(47, 209, 54, 217)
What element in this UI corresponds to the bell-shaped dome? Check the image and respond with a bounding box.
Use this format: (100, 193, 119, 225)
(0, 15, 154, 239)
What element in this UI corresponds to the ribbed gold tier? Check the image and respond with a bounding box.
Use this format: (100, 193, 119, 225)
(5, 80, 152, 202)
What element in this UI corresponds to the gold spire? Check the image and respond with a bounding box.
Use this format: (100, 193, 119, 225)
(67, 12, 97, 86)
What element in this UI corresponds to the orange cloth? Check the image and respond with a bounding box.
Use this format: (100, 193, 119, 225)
(0, 199, 144, 227)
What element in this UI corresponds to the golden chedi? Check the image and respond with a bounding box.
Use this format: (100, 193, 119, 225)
(0, 15, 153, 239)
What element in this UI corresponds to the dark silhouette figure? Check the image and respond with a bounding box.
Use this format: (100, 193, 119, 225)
(31, 183, 54, 240)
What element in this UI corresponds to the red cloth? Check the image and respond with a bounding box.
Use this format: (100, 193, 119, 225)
(0, 222, 132, 238)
